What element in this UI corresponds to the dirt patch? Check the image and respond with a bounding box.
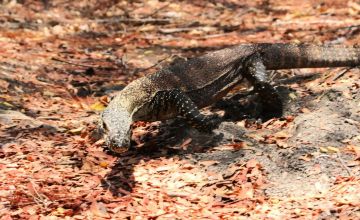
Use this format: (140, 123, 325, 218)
(188, 75, 360, 199)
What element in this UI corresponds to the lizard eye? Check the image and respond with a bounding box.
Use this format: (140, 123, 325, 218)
(102, 121, 109, 132)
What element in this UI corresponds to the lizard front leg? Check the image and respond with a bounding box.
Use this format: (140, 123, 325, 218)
(152, 89, 220, 132)
(244, 54, 283, 118)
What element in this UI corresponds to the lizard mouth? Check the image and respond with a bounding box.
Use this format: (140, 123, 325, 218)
(99, 124, 131, 154)
(108, 142, 130, 154)
(105, 134, 131, 154)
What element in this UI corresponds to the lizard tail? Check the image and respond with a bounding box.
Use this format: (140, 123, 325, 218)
(260, 43, 360, 70)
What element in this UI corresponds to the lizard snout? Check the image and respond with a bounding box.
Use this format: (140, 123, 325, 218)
(107, 136, 131, 154)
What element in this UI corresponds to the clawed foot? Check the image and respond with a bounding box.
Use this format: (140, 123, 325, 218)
(255, 84, 283, 119)
(195, 114, 222, 133)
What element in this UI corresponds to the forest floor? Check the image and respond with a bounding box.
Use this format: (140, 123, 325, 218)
(0, 0, 360, 219)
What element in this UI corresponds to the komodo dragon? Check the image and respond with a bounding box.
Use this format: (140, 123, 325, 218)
(99, 43, 360, 153)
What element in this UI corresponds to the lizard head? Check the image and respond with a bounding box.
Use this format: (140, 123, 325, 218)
(99, 103, 133, 154)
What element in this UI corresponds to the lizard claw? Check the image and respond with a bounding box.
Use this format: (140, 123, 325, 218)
(257, 85, 283, 119)
(195, 114, 222, 133)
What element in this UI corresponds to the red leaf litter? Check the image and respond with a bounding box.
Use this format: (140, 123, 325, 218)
(1, 0, 360, 219)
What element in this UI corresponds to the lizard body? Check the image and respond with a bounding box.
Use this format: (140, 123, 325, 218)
(100, 43, 360, 153)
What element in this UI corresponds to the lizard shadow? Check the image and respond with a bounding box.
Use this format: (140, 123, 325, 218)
(101, 119, 227, 196)
(101, 91, 275, 197)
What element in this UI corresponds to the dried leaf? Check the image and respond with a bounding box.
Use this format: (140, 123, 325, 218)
(300, 108, 311, 113)
(320, 147, 329, 153)
(327, 146, 339, 153)
(90, 201, 110, 218)
(226, 141, 247, 150)
(99, 161, 109, 168)
(90, 101, 106, 111)
(180, 138, 192, 150)
(198, 160, 219, 167)
(299, 154, 312, 161)
(246, 159, 260, 168)
(346, 145, 360, 160)
(274, 131, 290, 139)
(0, 101, 13, 108)
(68, 127, 84, 134)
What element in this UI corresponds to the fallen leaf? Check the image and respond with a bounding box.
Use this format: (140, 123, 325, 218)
(299, 154, 312, 161)
(274, 131, 290, 139)
(320, 147, 329, 153)
(262, 118, 277, 128)
(288, 92, 297, 100)
(0, 101, 13, 108)
(300, 108, 311, 113)
(327, 146, 339, 153)
(346, 145, 360, 160)
(198, 160, 219, 167)
(246, 159, 260, 168)
(347, 161, 360, 167)
(90, 201, 110, 218)
(0, 110, 43, 126)
(349, 1, 360, 11)
(226, 141, 247, 150)
(90, 101, 106, 111)
(68, 127, 84, 135)
(276, 140, 289, 148)
(26, 155, 36, 162)
(99, 161, 109, 168)
(180, 138, 192, 150)
(285, 115, 295, 122)
(238, 182, 254, 199)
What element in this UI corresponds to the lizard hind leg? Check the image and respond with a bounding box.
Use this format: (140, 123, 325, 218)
(159, 89, 220, 132)
(244, 54, 283, 119)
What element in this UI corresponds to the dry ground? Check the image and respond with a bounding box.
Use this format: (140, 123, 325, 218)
(0, 0, 360, 219)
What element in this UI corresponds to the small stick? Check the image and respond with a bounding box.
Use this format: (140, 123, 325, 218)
(316, 154, 352, 176)
(332, 68, 351, 81)
(142, 2, 171, 19)
(336, 152, 352, 176)
(132, 55, 172, 75)
(96, 18, 172, 25)
(51, 57, 96, 68)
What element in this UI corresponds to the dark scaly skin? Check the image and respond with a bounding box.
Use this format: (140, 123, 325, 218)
(100, 43, 360, 153)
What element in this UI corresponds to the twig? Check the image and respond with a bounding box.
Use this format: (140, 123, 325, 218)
(51, 57, 96, 68)
(132, 55, 172, 75)
(29, 179, 51, 208)
(316, 154, 352, 176)
(142, 2, 171, 19)
(315, 90, 330, 103)
(276, 72, 320, 84)
(160, 26, 214, 34)
(332, 68, 351, 81)
(195, 32, 234, 39)
(36, 116, 61, 121)
(0, 66, 16, 73)
(327, 24, 360, 32)
(96, 17, 172, 25)
(200, 180, 234, 190)
(336, 152, 352, 176)
(144, 55, 172, 70)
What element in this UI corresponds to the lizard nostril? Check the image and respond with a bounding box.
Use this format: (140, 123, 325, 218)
(109, 138, 118, 147)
